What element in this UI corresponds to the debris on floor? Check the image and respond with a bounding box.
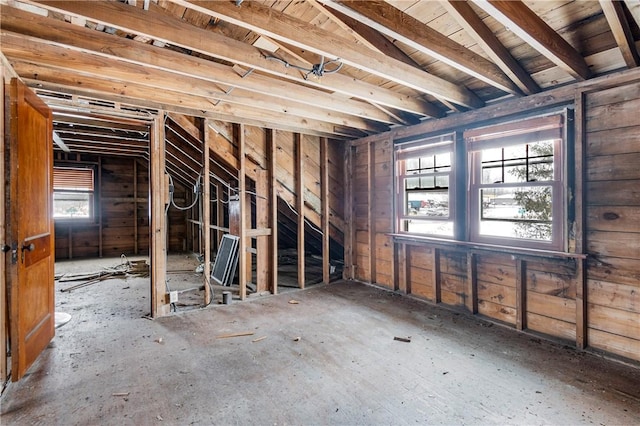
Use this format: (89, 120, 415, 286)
(57, 255, 149, 292)
(216, 331, 255, 339)
(393, 336, 411, 343)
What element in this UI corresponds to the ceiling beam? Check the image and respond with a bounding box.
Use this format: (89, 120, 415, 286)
(167, 0, 484, 108)
(320, 0, 521, 95)
(442, 0, 541, 95)
(1, 32, 387, 134)
(12, 61, 355, 139)
(321, 5, 460, 113)
(472, 0, 592, 81)
(600, 0, 640, 68)
(24, 1, 443, 117)
(0, 6, 401, 126)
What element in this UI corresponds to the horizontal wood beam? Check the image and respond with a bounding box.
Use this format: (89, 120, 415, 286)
(171, 0, 484, 108)
(0, 6, 401, 126)
(443, 0, 541, 95)
(10, 60, 356, 139)
(322, 0, 521, 95)
(24, 0, 442, 117)
(472, 0, 592, 81)
(600, 0, 640, 68)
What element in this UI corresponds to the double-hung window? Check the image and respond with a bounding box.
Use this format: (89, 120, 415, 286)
(466, 115, 565, 250)
(394, 112, 569, 252)
(395, 133, 455, 237)
(53, 166, 96, 220)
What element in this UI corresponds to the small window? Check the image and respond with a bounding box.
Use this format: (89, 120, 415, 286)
(395, 133, 455, 237)
(466, 115, 565, 250)
(53, 166, 95, 220)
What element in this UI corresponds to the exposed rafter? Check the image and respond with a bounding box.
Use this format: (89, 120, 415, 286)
(472, 0, 592, 81)
(25, 0, 443, 117)
(320, 0, 521, 96)
(600, 0, 640, 68)
(166, 0, 485, 108)
(442, 0, 540, 95)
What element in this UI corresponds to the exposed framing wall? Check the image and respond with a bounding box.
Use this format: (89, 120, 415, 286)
(346, 67, 640, 363)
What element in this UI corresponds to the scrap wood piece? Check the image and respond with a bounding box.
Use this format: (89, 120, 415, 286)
(251, 336, 267, 342)
(60, 272, 120, 292)
(112, 392, 130, 397)
(288, 299, 300, 304)
(393, 336, 412, 343)
(216, 331, 255, 339)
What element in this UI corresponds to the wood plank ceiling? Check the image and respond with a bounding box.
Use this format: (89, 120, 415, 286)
(2, 0, 640, 144)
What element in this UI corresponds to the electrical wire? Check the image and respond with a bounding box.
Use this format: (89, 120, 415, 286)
(281, 196, 324, 236)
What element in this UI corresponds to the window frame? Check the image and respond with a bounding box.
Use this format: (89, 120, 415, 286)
(53, 165, 97, 222)
(395, 133, 456, 238)
(393, 111, 570, 252)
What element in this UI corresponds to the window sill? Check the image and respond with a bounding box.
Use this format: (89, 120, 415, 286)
(389, 233, 587, 260)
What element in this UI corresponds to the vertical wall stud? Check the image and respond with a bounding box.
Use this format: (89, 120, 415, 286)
(515, 258, 527, 330)
(268, 129, 278, 294)
(295, 133, 305, 288)
(150, 112, 169, 317)
(574, 93, 587, 348)
(203, 120, 212, 305)
(238, 124, 247, 300)
(321, 137, 330, 284)
(367, 141, 376, 283)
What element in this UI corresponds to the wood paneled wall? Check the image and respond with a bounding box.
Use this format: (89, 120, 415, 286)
(55, 155, 187, 259)
(346, 69, 640, 363)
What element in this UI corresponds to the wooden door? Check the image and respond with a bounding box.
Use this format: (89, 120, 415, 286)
(8, 78, 55, 382)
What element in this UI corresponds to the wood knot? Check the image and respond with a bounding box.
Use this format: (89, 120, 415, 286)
(603, 212, 619, 220)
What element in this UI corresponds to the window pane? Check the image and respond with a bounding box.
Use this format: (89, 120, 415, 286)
(481, 141, 554, 184)
(406, 189, 449, 217)
(403, 219, 453, 237)
(54, 192, 92, 218)
(480, 186, 552, 241)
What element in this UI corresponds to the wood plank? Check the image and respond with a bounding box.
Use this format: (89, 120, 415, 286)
(526, 269, 576, 299)
(586, 206, 640, 232)
(527, 312, 576, 342)
(443, 0, 540, 95)
(476, 260, 516, 287)
(586, 153, 640, 181)
(466, 253, 478, 314)
(328, 0, 521, 95)
(588, 255, 640, 287)
(478, 299, 517, 324)
(477, 281, 517, 308)
(588, 303, 640, 338)
(587, 230, 640, 259)
(343, 146, 354, 280)
(203, 120, 211, 305)
(516, 258, 526, 330)
(238, 124, 247, 300)
(588, 328, 640, 361)
(472, 0, 592, 80)
(321, 138, 330, 285)
(586, 180, 640, 206)
(367, 142, 376, 283)
(600, 0, 640, 68)
(295, 133, 305, 289)
(586, 126, 640, 157)
(268, 130, 278, 294)
(173, 0, 484, 108)
(396, 243, 408, 293)
(150, 113, 168, 317)
(527, 291, 576, 324)
(26, 1, 436, 117)
(586, 97, 640, 133)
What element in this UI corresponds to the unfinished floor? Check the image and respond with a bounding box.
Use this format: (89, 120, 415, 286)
(1, 261, 639, 425)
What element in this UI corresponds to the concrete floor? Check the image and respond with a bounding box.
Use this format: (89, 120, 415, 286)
(1, 259, 639, 425)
